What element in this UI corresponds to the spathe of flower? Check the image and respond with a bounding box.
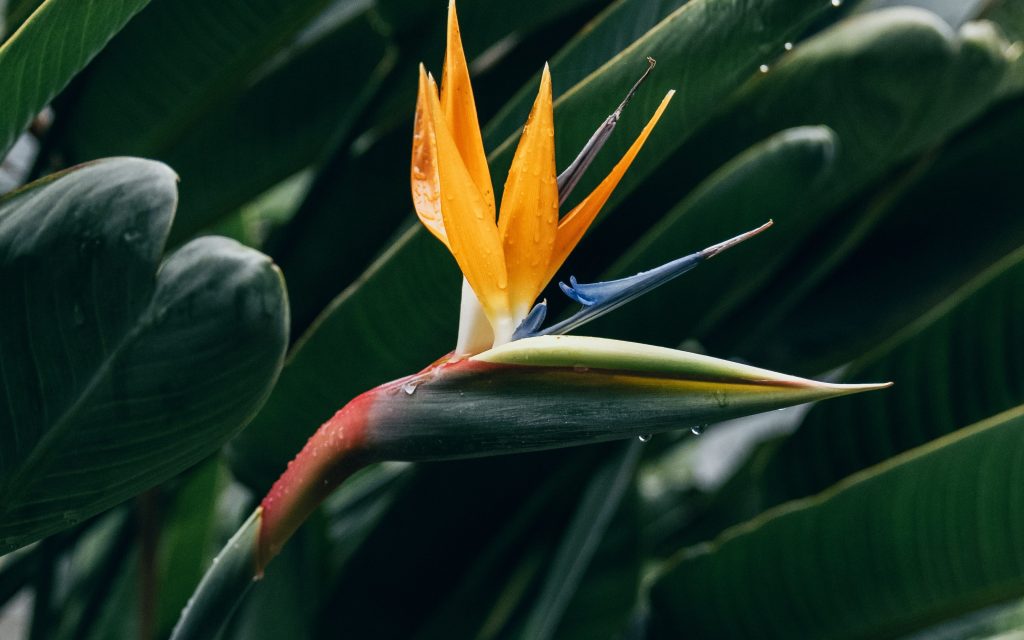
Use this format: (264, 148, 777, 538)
(169, 4, 892, 638)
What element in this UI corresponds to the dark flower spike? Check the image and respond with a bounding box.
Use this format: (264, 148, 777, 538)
(535, 220, 774, 337)
(556, 56, 657, 205)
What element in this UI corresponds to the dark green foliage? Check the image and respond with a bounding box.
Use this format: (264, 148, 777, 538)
(2, 0, 1024, 638)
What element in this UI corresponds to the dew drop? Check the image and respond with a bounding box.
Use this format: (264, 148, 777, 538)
(830, 0, 841, 6)
(402, 381, 419, 395)
(759, 64, 770, 73)
(637, 434, 652, 443)
(691, 425, 706, 436)
(784, 41, 794, 51)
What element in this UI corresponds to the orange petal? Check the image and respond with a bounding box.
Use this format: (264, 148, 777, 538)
(497, 64, 559, 316)
(412, 66, 447, 247)
(546, 90, 675, 284)
(425, 66, 510, 321)
(441, 0, 495, 218)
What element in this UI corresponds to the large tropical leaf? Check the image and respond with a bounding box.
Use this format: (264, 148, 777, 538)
(672, 238, 1024, 552)
(757, 243, 1024, 510)
(723, 91, 1024, 374)
(0, 158, 288, 552)
(648, 403, 1024, 639)
(0, 0, 152, 156)
(584, 9, 1012, 350)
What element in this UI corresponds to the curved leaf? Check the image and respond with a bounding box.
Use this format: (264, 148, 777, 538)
(0, 158, 288, 552)
(0, 0, 152, 156)
(649, 403, 1024, 639)
(686, 240, 1024, 544)
(729, 92, 1024, 374)
(58, 0, 335, 160)
(684, 12, 1012, 354)
(756, 242, 1024, 508)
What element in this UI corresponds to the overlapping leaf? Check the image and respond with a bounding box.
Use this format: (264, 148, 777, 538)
(649, 404, 1024, 639)
(0, 0, 152, 156)
(0, 158, 288, 552)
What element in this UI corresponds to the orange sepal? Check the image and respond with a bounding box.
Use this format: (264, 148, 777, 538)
(546, 90, 675, 284)
(497, 64, 559, 316)
(424, 68, 510, 322)
(440, 0, 495, 218)
(411, 65, 447, 247)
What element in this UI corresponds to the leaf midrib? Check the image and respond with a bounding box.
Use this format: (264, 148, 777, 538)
(0, 287, 157, 516)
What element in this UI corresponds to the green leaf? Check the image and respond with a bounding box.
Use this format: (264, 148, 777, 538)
(519, 442, 641, 640)
(648, 403, 1024, 639)
(729, 92, 1024, 374)
(58, 0, 335, 160)
(755, 242, 1024, 511)
(684, 239, 1024, 546)
(0, 158, 288, 553)
(482, 0, 686, 149)
(678, 11, 1013, 354)
(169, 509, 260, 640)
(155, 459, 227, 639)
(158, 9, 393, 243)
(0, 0, 153, 156)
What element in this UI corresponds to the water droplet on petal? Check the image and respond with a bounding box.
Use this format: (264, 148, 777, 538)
(402, 381, 419, 395)
(784, 41, 794, 51)
(691, 425, 706, 436)
(638, 434, 652, 443)
(831, 0, 842, 6)
(759, 64, 770, 73)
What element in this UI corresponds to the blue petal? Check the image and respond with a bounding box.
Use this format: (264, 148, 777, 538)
(540, 251, 705, 336)
(517, 221, 773, 339)
(511, 299, 549, 340)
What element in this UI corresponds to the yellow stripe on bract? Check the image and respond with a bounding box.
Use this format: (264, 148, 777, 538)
(412, 66, 447, 247)
(425, 69, 510, 322)
(545, 91, 675, 285)
(441, 0, 495, 219)
(474, 335, 891, 395)
(497, 64, 559, 317)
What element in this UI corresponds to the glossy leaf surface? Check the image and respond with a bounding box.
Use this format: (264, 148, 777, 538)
(0, 158, 288, 552)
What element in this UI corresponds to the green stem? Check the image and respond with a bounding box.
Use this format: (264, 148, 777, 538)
(168, 509, 260, 640)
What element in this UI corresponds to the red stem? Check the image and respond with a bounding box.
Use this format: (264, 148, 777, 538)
(256, 388, 379, 573)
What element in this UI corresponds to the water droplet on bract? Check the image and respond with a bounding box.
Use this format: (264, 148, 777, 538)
(402, 381, 418, 395)
(638, 434, 652, 443)
(691, 425, 706, 436)
(759, 64, 770, 73)
(784, 41, 794, 51)
(73, 304, 85, 326)
(831, 0, 842, 6)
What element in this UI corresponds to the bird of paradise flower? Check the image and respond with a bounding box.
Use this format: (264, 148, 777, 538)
(171, 4, 889, 638)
